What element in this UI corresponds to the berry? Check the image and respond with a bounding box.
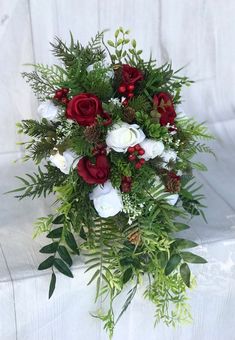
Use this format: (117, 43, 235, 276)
(127, 146, 135, 153)
(139, 158, 145, 165)
(134, 144, 141, 151)
(127, 84, 135, 92)
(125, 176, 132, 183)
(127, 92, 134, 99)
(135, 162, 142, 169)
(138, 148, 145, 155)
(122, 99, 128, 106)
(61, 97, 69, 105)
(62, 87, 69, 94)
(121, 182, 131, 193)
(118, 84, 127, 94)
(128, 154, 136, 162)
(54, 89, 64, 99)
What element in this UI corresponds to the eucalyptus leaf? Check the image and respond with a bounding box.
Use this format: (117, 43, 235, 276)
(164, 254, 181, 276)
(48, 273, 56, 299)
(38, 256, 54, 270)
(180, 251, 207, 263)
(180, 263, 191, 287)
(58, 245, 72, 266)
(54, 258, 73, 278)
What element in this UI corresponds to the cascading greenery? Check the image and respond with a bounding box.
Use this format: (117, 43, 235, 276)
(9, 28, 214, 339)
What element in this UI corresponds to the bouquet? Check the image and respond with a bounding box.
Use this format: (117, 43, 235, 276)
(11, 28, 214, 338)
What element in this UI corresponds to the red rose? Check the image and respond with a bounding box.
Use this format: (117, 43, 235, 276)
(66, 93, 103, 126)
(153, 92, 176, 126)
(77, 154, 110, 185)
(122, 64, 143, 85)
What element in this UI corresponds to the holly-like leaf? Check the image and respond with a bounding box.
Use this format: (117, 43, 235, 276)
(180, 251, 207, 263)
(39, 242, 59, 253)
(47, 227, 63, 239)
(38, 256, 54, 270)
(54, 258, 73, 278)
(58, 246, 72, 266)
(49, 273, 56, 299)
(180, 263, 191, 287)
(164, 254, 181, 275)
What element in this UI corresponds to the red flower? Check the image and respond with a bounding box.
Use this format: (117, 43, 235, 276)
(66, 93, 103, 126)
(77, 154, 110, 185)
(122, 64, 143, 85)
(153, 92, 176, 126)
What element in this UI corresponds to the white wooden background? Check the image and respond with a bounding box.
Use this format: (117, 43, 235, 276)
(1, 1, 235, 339)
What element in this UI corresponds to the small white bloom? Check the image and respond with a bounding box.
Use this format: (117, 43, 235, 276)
(109, 98, 122, 107)
(90, 181, 123, 218)
(106, 122, 145, 153)
(140, 139, 164, 161)
(161, 149, 177, 168)
(38, 100, 59, 121)
(49, 150, 81, 174)
(166, 193, 179, 205)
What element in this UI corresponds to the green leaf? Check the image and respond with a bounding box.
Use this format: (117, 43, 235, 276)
(173, 223, 190, 231)
(173, 238, 198, 250)
(38, 256, 54, 270)
(52, 215, 65, 224)
(65, 232, 79, 254)
(49, 273, 56, 298)
(164, 254, 181, 275)
(157, 251, 168, 268)
(58, 246, 72, 266)
(131, 39, 136, 48)
(180, 263, 191, 288)
(123, 268, 133, 284)
(47, 227, 63, 239)
(39, 242, 59, 254)
(107, 40, 115, 47)
(180, 251, 207, 263)
(54, 258, 74, 278)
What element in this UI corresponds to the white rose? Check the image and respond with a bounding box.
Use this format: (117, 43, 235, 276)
(38, 100, 59, 121)
(166, 194, 179, 205)
(49, 150, 81, 174)
(89, 181, 123, 218)
(161, 149, 177, 168)
(106, 122, 145, 153)
(140, 139, 164, 160)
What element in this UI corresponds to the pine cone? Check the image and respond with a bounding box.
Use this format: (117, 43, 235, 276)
(128, 230, 141, 245)
(165, 172, 181, 193)
(84, 125, 101, 144)
(123, 107, 136, 123)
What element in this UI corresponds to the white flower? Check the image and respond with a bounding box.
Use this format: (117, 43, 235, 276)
(90, 181, 123, 218)
(166, 194, 179, 205)
(49, 150, 81, 174)
(140, 139, 164, 160)
(106, 122, 145, 153)
(109, 98, 122, 107)
(161, 149, 177, 168)
(38, 100, 59, 121)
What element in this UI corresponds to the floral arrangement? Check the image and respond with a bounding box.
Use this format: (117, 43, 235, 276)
(11, 28, 214, 338)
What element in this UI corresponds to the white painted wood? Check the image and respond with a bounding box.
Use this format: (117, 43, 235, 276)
(1, 1, 235, 339)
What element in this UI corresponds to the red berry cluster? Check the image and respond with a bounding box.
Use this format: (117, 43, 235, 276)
(121, 176, 132, 193)
(54, 88, 69, 105)
(127, 144, 145, 169)
(118, 83, 135, 106)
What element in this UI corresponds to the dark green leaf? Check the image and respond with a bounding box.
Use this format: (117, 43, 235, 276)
(157, 251, 168, 268)
(49, 273, 56, 298)
(180, 263, 191, 287)
(180, 251, 207, 263)
(54, 258, 73, 278)
(65, 232, 79, 254)
(164, 254, 181, 275)
(79, 226, 87, 240)
(173, 238, 198, 250)
(47, 227, 63, 239)
(58, 246, 72, 266)
(173, 223, 190, 231)
(123, 268, 133, 284)
(38, 256, 54, 270)
(39, 242, 59, 254)
(52, 215, 65, 224)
